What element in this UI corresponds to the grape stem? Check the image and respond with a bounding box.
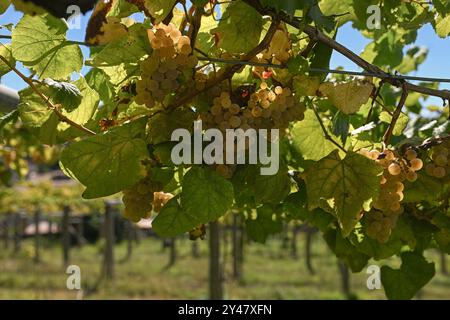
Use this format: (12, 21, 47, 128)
(312, 106, 347, 153)
(242, 0, 450, 101)
(383, 82, 408, 145)
(0, 54, 96, 136)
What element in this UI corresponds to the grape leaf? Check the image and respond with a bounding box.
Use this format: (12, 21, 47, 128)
(323, 229, 370, 272)
(318, 80, 374, 114)
(403, 173, 443, 203)
(126, 0, 177, 23)
(246, 205, 283, 243)
(236, 164, 291, 204)
(291, 109, 337, 161)
(90, 24, 150, 66)
(43, 78, 82, 111)
(148, 108, 195, 144)
(57, 77, 100, 139)
(152, 196, 199, 237)
(381, 252, 435, 300)
(305, 151, 383, 236)
(11, 14, 83, 79)
(435, 14, 450, 38)
(0, 44, 15, 76)
(213, 0, 263, 54)
(60, 120, 148, 199)
(293, 75, 320, 96)
(85, 68, 115, 103)
(18, 87, 59, 145)
(181, 166, 234, 223)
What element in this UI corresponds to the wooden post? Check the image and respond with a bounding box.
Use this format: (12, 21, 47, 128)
(291, 226, 298, 259)
(232, 214, 244, 281)
(209, 221, 223, 300)
(191, 241, 200, 258)
(305, 228, 315, 274)
(104, 202, 115, 279)
(61, 206, 71, 266)
(3, 215, 10, 249)
(76, 217, 85, 246)
(33, 209, 41, 263)
(13, 212, 22, 254)
(338, 261, 351, 298)
(122, 220, 133, 262)
(441, 251, 448, 275)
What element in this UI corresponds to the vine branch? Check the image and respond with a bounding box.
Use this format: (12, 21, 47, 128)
(242, 0, 450, 101)
(383, 82, 408, 145)
(0, 55, 96, 136)
(196, 56, 450, 83)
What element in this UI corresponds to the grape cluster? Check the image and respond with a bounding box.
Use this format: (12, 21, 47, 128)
(152, 191, 174, 213)
(201, 83, 305, 133)
(360, 148, 424, 242)
(122, 176, 163, 222)
(252, 25, 291, 81)
(135, 23, 198, 108)
(425, 142, 450, 179)
(365, 210, 397, 243)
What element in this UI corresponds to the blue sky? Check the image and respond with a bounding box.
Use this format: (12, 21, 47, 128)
(1, 5, 450, 108)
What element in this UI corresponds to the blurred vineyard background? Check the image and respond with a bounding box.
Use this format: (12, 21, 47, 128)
(0, 167, 450, 300)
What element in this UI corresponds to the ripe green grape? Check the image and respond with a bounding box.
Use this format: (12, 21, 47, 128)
(388, 163, 401, 176)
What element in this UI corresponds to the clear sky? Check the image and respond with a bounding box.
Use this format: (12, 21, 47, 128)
(1, 5, 450, 108)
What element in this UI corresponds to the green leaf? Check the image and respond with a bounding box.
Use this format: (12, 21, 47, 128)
(239, 164, 291, 204)
(293, 75, 321, 96)
(148, 108, 195, 144)
(291, 109, 337, 161)
(213, 0, 263, 54)
(60, 120, 148, 199)
(246, 205, 283, 243)
(381, 252, 435, 300)
(11, 14, 82, 79)
(152, 196, 199, 237)
(403, 172, 443, 203)
(138, 0, 177, 23)
(305, 151, 383, 236)
(57, 77, 100, 139)
(0, 44, 15, 76)
(85, 68, 115, 103)
(0, 109, 19, 134)
(379, 111, 409, 136)
(18, 87, 59, 145)
(181, 166, 234, 223)
(310, 29, 336, 81)
(361, 31, 404, 68)
(323, 229, 370, 272)
(286, 55, 309, 75)
(91, 24, 150, 66)
(332, 112, 350, 145)
(318, 80, 374, 114)
(435, 14, 450, 38)
(43, 78, 82, 111)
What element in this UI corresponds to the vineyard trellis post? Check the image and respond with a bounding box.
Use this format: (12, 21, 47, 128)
(33, 209, 41, 263)
(61, 205, 71, 266)
(103, 201, 115, 279)
(209, 220, 223, 300)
